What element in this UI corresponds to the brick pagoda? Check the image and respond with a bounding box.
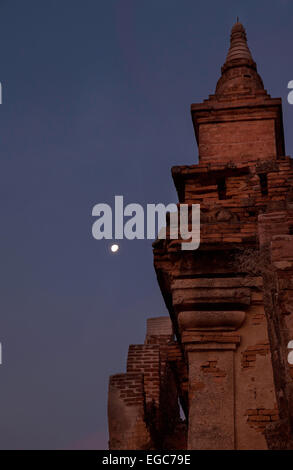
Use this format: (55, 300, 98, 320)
(108, 21, 293, 450)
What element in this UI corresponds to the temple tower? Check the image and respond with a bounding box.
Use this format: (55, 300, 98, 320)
(108, 22, 293, 450)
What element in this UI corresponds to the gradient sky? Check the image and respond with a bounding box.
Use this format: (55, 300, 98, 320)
(0, 0, 293, 450)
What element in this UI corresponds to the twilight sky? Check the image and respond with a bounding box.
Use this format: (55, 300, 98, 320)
(0, 0, 293, 450)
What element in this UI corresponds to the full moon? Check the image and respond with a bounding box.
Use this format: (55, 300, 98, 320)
(110, 244, 119, 253)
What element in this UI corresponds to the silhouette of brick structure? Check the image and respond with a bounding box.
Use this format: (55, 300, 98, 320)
(108, 22, 293, 450)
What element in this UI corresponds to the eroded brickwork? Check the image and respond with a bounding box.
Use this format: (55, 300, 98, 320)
(246, 407, 279, 433)
(108, 317, 187, 450)
(108, 21, 293, 449)
(108, 373, 151, 449)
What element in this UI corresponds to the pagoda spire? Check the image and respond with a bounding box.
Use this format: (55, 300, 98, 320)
(215, 21, 265, 97)
(225, 21, 254, 64)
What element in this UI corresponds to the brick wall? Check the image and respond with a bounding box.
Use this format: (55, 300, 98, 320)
(198, 120, 276, 163)
(108, 317, 186, 450)
(127, 345, 160, 406)
(246, 407, 279, 433)
(108, 373, 151, 449)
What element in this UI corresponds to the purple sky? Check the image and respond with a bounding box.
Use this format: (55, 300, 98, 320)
(0, 0, 293, 449)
